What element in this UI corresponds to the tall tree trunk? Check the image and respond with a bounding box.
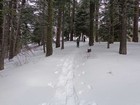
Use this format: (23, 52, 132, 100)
(0, 0, 4, 70)
(133, 0, 139, 42)
(70, 0, 75, 41)
(89, 0, 95, 46)
(61, 2, 65, 50)
(95, 0, 99, 42)
(42, 0, 46, 53)
(68, 0, 71, 41)
(15, 0, 26, 55)
(3, 1, 10, 58)
(46, 0, 53, 56)
(107, 0, 114, 48)
(56, 6, 62, 48)
(110, 0, 114, 43)
(119, 0, 127, 55)
(9, 0, 17, 59)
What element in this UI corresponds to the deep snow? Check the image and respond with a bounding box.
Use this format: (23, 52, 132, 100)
(0, 42, 140, 105)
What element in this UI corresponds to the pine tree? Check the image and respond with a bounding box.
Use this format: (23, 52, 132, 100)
(56, 1, 62, 48)
(107, 0, 114, 48)
(3, 1, 11, 58)
(119, 0, 127, 55)
(61, 0, 65, 49)
(75, 0, 89, 36)
(70, 0, 76, 41)
(95, 0, 100, 42)
(89, 0, 95, 46)
(9, 0, 17, 59)
(15, 0, 26, 55)
(0, 0, 4, 70)
(133, 0, 139, 42)
(46, 0, 53, 56)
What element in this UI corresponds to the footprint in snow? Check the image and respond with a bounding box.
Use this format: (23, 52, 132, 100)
(54, 71, 59, 74)
(60, 59, 64, 62)
(56, 64, 61, 67)
(82, 63, 85, 66)
(48, 82, 54, 88)
(78, 90, 83, 95)
(82, 71, 85, 75)
(76, 65, 80, 69)
(78, 74, 81, 77)
(81, 82, 85, 85)
(87, 85, 93, 90)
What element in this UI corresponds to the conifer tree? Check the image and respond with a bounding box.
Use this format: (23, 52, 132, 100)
(56, 0, 62, 48)
(133, 0, 139, 42)
(119, 0, 127, 54)
(0, 0, 4, 70)
(89, 0, 95, 46)
(70, 0, 76, 41)
(46, 0, 53, 56)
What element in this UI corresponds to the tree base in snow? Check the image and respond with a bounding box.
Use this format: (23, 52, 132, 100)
(87, 48, 91, 53)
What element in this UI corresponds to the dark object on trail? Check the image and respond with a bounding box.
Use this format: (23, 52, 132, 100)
(77, 38, 80, 47)
(87, 48, 91, 52)
(83, 36, 86, 42)
(108, 71, 112, 74)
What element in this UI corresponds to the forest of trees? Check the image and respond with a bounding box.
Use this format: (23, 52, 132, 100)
(0, 0, 139, 70)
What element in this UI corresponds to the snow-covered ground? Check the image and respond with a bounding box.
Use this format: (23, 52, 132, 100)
(0, 42, 140, 105)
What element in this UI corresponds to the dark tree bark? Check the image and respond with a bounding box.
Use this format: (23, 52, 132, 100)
(67, 0, 71, 41)
(70, 0, 76, 41)
(42, 0, 46, 53)
(56, 6, 62, 48)
(3, 1, 11, 58)
(109, 0, 114, 44)
(89, 0, 95, 46)
(119, 0, 127, 55)
(133, 0, 139, 42)
(46, 0, 53, 56)
(61, 2, 65, 50)
(9, 0, 17, 59)
(15, 0, 26, 55)
(95, 0, 99, 42)
(0, 0, 4, 70)
(107, 0, 114, 48)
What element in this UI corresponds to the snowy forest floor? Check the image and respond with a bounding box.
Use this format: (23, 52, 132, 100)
(0, 42, 140, 105)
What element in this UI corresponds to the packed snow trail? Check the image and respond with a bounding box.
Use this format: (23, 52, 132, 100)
(48, 43, 95, 105)
(52, 56, 79, 105)
(1, 42, 140, 105)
